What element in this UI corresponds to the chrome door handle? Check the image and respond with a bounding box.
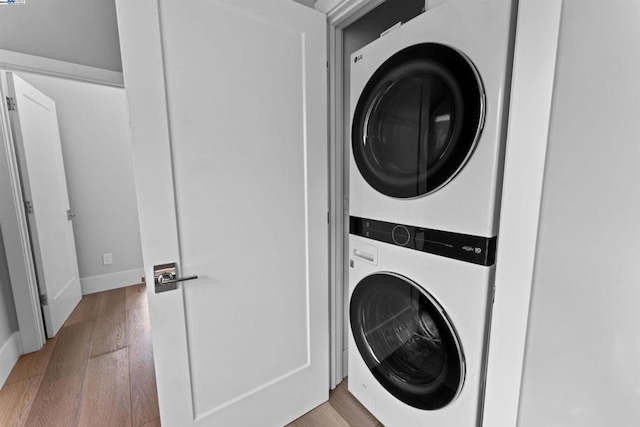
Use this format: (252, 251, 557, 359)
(156, 273, 199, 285)
(154, 262, 198, 293)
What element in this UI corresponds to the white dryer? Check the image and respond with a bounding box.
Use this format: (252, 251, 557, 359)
(349, 0, 515, 238)
(348, 232, 494, 426)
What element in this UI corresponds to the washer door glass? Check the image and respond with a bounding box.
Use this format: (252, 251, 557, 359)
(350, 272, 465, 410)
(352, 43, 484, 198)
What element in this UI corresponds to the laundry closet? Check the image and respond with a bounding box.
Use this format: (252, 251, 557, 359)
(337, 1, 640, 427)
(339, 0, 514, 425)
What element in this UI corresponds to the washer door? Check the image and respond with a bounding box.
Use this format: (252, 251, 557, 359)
(350, 272, 465, 410)
(352, 43, 484, 198)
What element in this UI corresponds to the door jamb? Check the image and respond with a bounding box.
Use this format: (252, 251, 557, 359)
(0, 52, 125, 353)
(325, 0, 385, 388)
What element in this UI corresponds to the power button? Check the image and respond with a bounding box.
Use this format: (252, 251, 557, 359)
(391, 225, 411, 246)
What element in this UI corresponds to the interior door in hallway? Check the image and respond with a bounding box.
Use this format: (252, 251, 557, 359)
(6, 72, 82, 338)
(116, 0, 329, 425)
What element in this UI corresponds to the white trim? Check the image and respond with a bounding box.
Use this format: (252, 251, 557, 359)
(482, 1, 563, 425)
(342, 347, 348, 379)
(314, 0, 339, 13)
(327, 23, 345, 389)
(326, 0, 385, 27)
(80, 268, 145, 295)
(325, 0, 382, 387)
(0, 49, 124, 88)
(0, 332, 23, 386)
(0, 71, 46, 354)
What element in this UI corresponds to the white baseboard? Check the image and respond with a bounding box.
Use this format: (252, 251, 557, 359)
(0, 332, 22, 386)
(80, 268, 145, 295)
(343, 348, 349, 378)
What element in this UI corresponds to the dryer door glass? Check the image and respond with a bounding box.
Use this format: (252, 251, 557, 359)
(352, 43, 484, 198)
(350, 272, 465, 410)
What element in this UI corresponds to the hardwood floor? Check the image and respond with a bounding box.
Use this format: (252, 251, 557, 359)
(288, 380, 383, 427)
(1, 284, 380, 427)
(0, 284, 160, 427)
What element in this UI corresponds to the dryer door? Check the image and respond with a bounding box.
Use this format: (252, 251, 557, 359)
(352, 43, 484, 198)
(350, 272, 465, 410)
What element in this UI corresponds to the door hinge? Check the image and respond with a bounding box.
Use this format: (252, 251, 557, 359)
(6, 96, 16, 111)
(24, 200, 33, 214)
(327, 211, 331, 224)
(40, 294, 48, 306)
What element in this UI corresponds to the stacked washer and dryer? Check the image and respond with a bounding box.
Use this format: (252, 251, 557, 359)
(347, 0, 515, 425)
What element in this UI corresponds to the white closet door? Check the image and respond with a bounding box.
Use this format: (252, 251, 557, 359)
(116, 0, 329, 425)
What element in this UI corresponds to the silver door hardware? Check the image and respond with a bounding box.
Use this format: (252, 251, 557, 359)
(40, 294, 48, 305)
(24, 200, 33, 214)
(154, 262, 198, 293)
(67, 209, 76, 221)
(6, 97, 16, 111)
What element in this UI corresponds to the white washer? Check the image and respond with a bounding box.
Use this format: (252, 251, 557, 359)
(348, 234, 494, 426)
(349, 0, 515, 238)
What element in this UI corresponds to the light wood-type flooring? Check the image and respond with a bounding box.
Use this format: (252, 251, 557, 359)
(0, 284, 380, 427)
(289, 380, 383, 427)
(0, 283, 160, 427)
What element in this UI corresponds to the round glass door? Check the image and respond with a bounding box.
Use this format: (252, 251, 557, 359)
(350, 272, 465, 410)
(352, 43, 484, 198)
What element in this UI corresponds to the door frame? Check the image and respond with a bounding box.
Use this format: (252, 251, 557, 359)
(0, 50, 124, 353)
(324, 0, 386, 388)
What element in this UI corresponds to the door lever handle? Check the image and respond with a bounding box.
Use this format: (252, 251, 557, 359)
(156, 273, 198, 285)
(153, 262, 198, 293)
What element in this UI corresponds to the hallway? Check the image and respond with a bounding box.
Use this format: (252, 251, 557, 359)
(0, 284, 160, 426)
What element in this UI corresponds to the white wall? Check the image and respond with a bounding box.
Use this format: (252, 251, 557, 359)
(517, 1, 640, 425)
(0, 0, 122, 72)
(19, 73, 143, 294)
(316, 0, 342, 13)
(293, 0, 317, 7)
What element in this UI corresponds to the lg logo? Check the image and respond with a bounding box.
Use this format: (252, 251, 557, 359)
(354, 54, 363, 63)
